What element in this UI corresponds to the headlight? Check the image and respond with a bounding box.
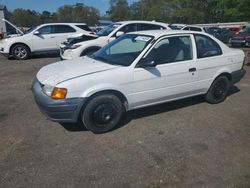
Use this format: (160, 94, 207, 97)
(42, 85, 67, 99)
(42, 85, 54, 96)
(69, 44, 81, 49)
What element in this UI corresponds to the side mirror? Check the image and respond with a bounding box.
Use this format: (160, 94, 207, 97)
(138, 57, 157, 68)
(116, 31, 124, 38)
(33, 31, 40, 35)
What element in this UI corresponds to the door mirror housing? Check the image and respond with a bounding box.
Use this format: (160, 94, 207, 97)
(116, 31, 124, 38)
(138, 57, 157, 68)
(33, 31, 40, 35)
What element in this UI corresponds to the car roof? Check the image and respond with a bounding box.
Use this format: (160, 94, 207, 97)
(116, 20, 169, 26)
(182, 25, 204, 28)
(40, 23, 87, 26)
(128, 30, 209, 38)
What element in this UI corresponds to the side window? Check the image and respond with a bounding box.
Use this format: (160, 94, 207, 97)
(119, 24, 137, 33)
(138, 23, 164, 31)
(182, 27, 191, 31)
(190, 27, 202, 32)
(194, 34, 222, 58)
(54, 25, 76, 33)
(75, 25, 92, 32)
(38, 26, 52, 34)
(147, 36, 192, 65)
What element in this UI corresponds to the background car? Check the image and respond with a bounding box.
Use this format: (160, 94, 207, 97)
(0, 22, 93, 60)
(181, 25, 207, 32)
(230, 25, 250, 47)
(60, 20, 171, 60)
(206, 27, 232, 43)
(169, 23, 186, 30)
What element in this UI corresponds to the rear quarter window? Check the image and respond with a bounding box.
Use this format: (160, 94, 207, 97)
(194, 34, 222, 58)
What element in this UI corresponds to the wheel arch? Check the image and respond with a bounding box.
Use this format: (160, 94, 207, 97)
(85, 89, 129, 111)
(10, 42, 31, 55)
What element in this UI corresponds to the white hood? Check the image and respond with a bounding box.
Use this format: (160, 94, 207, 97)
(37, 56, 117, 86)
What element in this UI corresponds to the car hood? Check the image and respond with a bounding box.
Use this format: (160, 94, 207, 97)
(2, 18, 24, 35)
(37, 56, 118, 86)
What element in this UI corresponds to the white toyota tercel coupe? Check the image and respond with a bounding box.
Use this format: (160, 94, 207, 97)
(32, 30, 246, 133)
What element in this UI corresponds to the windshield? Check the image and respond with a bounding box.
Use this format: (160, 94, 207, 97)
(96, 23, 121, 37)
(25, 26, 37, 34)
(92, 34, 153, 66)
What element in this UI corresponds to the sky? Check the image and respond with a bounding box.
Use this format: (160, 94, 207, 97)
(0, 0, 138, 15)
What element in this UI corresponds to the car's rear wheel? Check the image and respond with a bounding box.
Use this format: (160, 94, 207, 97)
(205, 76, 230, 104)
(11, 44, 30, 60)
(82, 94, 123, 134)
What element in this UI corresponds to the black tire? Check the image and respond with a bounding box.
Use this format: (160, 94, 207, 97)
(82, 94, 123, 134)
(11, 44, 30, 60)
(205, 76, 230, 104)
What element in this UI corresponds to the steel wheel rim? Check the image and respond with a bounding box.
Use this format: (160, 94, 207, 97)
(212, 80, 227, 100)
(92, 103, 116, 127)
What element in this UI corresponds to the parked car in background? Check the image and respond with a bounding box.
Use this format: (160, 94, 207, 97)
(60, 20, 171, 60)
(230, 25, 250, 47)
(206, 27, 232, 43)
(169, 23, 186, 30)
(0, 22, 93, 60)
(228, 27, 241, 35)
(182, 25, 207, 32)
(33, 30, 246, 133)
(182, 25, 233, 44)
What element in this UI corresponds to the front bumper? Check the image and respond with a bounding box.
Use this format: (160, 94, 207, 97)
(231, 69, 246, 84)
(32, 78, 86, 123)
(60, 47, 75, 60)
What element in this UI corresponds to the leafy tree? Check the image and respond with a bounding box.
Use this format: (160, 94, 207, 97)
(10, 8, 40, 27)
(109, 0, 130, 21)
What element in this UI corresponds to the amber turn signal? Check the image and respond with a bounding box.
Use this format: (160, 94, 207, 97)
(51, 87, 67, 99)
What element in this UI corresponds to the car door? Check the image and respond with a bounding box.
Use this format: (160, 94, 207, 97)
(131, 35, 199, 108)
(32, 25, 58, 51)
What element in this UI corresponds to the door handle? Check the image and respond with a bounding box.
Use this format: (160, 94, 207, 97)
(189, 68, 196, 72)
(50, 36, 56, 38)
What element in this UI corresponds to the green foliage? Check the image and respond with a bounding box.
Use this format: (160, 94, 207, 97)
(8, 0, 250, 27)
(109, 0, 129, 21)
(9, 3, 100, 27)
(10, 9, 40, 27)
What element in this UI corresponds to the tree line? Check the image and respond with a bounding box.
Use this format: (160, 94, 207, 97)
(8, 0, 250, 27)
(9, 3, 100, 27)
(108, 0, 250, 23)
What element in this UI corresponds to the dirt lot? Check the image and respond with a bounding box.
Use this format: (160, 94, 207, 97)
(0, 51, 250, 188)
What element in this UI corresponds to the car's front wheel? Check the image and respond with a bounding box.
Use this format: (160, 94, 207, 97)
(205, 76, 230, 104)
(82, 94, 123, 134)
(11, 44, 30, 60)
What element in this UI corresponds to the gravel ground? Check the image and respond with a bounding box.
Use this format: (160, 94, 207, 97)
(0, 50, 249, 188)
